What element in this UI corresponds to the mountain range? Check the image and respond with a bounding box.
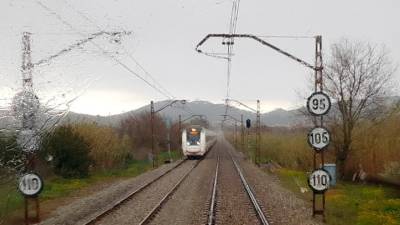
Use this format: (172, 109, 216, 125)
(62, 100, 307, 127)
(3, 97, 398, 129)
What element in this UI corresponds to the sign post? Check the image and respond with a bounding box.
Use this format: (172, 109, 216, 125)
(18, 173, 43, 224)
(307, 90, 332, 221)
(305, 36, 332, 222)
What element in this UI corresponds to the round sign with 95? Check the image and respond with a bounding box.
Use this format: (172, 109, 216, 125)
(306, 92, 331, 116)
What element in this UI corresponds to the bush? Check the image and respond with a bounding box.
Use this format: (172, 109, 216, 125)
(72, 123, 131, 171)
(42, 125, 91, 178)
(0, 134, 23, 173)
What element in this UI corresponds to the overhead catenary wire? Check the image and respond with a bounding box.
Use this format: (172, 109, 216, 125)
(59, 0, 176, 99)
(35, 0, 173, 99)
(223, 0, 240, 126)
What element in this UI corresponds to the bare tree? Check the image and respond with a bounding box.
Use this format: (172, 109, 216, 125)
(324, 39, 397, 178)
(119, 112, 168, 160)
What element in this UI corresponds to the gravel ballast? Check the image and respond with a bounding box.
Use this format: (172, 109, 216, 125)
(94, 160, 196, 225)
(147, 147, 218, 225)
(39, 160, 186, 225)
(214, 139, 261, 225)
(224, 138, 323, 225)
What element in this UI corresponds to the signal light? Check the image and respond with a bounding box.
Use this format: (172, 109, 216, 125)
(246, 119, 251, 128)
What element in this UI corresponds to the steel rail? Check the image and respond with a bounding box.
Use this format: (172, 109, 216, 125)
(82, 159, 187, 225)
(207, 155, 220, 225)
(229, 153, 270, 225)
(138, 159, 202, 225)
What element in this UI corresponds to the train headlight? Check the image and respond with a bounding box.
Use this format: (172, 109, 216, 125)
(186, 142, 190, 146)
(197, 141, 200, 145)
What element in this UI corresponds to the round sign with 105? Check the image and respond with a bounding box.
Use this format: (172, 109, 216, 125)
(308, 169, 330, 193)
(306, 92, 331, 116)
(18, 173, 43, 197)
(308, 127, 330, 150)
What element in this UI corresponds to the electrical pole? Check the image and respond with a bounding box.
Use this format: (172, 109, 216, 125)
(22, 32, 33, 90)
(15, 30, 130, 224)
(21, 32, 41, 225)
(312, 35, 326, 221)
(241, 114, 244, 151)
(150, 101, 155, 168)
(166, 119, 172, 163)
(178, 114, 182, 157)
(150, 100, 186, 168)
(256, 99, 261, 166)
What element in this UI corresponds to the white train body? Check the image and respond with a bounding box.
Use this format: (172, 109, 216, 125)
(182, 126, 216, 159)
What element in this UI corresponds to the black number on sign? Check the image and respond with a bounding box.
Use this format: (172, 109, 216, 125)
(322, 132, 328, 143)
(32, 178, 39, 190)
(312, 99, 319, 110)
(321, 175, 327, 186)
(22, 177, 39, 190)
(312, 98, 326, 110)
(310, 132, 328, 144)
(312, 174, 328, 186)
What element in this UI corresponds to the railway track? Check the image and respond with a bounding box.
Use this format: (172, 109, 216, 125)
(206, 141, 270, 225)
(82, 159, 188, 225)
(83, 138, 269, 225)
(85, 146, 215, 225)
(137, 159, 203, 225)
(229, 152, 270, 225)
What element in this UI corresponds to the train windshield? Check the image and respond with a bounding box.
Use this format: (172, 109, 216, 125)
(187, 127, 202, 146)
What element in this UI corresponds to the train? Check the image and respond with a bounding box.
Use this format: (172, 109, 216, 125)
(181, 125, 216, 159)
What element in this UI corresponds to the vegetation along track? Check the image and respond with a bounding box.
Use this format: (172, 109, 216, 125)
(210, 139, 270, 225)
(83, 158, 189, 225)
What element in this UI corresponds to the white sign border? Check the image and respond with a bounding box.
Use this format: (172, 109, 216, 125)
(307, 126, 331, 151)
(306, 91, 331, 116)
(18, 173, 44, 197)
(308, 168, 331, 193)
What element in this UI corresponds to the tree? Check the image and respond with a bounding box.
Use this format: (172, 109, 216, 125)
(41, 125, 91, 178)
(324, 39, 397, 178)
(119, 112, 168, 160)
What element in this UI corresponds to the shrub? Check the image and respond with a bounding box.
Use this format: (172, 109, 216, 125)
(42, 125, 91, 178)
(72, 123, 131, 171)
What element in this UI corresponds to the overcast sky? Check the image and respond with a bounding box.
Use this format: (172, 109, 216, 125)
(1, 0, 399, 115)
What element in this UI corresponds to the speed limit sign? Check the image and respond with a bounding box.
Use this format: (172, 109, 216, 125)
(307, 92, 331, 116)
(308, 127, 330, 150)
(18, 173, 43, 197)
(308, 169, 331, 193)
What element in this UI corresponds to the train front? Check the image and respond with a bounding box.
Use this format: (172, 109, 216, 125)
(182, 126, 206, 158)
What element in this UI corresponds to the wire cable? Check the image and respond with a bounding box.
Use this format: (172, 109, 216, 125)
(60, 0, 176, 99)
(35, 0, 173, 99)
